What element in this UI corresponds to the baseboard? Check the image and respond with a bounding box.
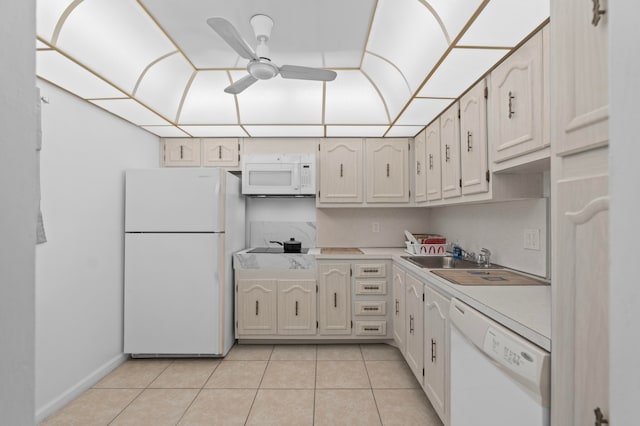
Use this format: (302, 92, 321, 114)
(35, 353, 128, 423)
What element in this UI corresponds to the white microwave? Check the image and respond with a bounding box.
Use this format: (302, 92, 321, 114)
(241, 153, 316, 196)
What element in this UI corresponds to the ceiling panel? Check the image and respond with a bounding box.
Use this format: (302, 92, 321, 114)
(362, 53, 413, 120)
(179, 71, 239, 124)
(244, 126, 324, 137)
(90, 99, 170, 126)
(142, 125, 189, 137)
(36, 50, 125, 99)
(395, 98, 454, 126)
(326, 126, 389, 137)
(179, 125, 248, 137)
(428, 0, 485, 41)
(36, 0, 75, 43)
(325, 71, 389, 125)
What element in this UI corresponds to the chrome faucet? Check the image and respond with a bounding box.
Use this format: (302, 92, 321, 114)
(478, 248, 492, 267)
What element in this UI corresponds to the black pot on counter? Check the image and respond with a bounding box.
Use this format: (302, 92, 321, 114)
(270, 238, 302, 253)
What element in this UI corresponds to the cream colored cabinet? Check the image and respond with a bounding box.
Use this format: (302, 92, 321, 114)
(404, 273, 424, 384)
(440, 103, 461, 199)
(318, 263, 352, 335)
(237, 279, 277, 335)
(423, 286, 450, 423)
(201, 138, 239, 168)
(277, 280, 316, 335)
(460, 79, 489, 195)
(365, 138, 410, 203)
(319, 139, 363, 203)
(352, 262, 390, 337)
(392, 265, 406, 352)
(425, 118, 443, 201)
(162, 138, 201, 167)
(414, 130, 427, 203)
(555, 2, 608, 155)
(490, 31, 544, 162)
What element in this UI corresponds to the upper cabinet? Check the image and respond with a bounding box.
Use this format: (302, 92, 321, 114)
(365, 138, 410, 203)
(440, 103, 461, 199)
(460, 79, 489, 195)
(201, 138, 239, 168)
(162, 138, 201, 167)
(414, 130, 427, 203)
(425, 118, 443, 202)
(490, 31, 545, 164)
(318, 138, 364, 204)
(554, 2, 608, 155)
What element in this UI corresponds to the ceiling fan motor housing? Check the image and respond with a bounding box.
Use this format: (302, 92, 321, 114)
(248, 59, 279, 80)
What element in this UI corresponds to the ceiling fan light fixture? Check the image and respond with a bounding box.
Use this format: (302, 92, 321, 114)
(248, 59, 279, 80)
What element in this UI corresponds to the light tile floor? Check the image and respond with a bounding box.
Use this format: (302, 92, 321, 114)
(41, 344, 443, 426)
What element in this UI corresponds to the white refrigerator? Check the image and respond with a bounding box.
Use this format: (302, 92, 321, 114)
(124, 168, 244, 356)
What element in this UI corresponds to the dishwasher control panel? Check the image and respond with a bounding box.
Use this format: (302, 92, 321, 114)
(483, 326, 541, 384)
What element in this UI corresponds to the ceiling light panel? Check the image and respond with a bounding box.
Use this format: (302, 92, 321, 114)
(459, 0, 550, 47)
(90, 99, 170, 126)
(417, 48, 509, 98)
(178, 71, 239, 125)
(386, 125, 425, 137)
(36, 50, 125, 99)
(326, 126, 389, 137)
(179, 125, 248, 137)
(55, 0, 176, 93)
(361, 53, 413, 120)
(36, 0, 76, 43)
(142, 126, 189, 137)
(231, 72, 323, 124)
(244, 126, 324, 137)
(325, 70, 389, 125)
(427, 0, 485, 40)
(367, 0, 449, 92)
(133, 53, 194, 122)
(395, 98, 454, 126)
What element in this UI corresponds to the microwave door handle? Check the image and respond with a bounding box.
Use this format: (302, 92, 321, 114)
(291, 164, 300, 191)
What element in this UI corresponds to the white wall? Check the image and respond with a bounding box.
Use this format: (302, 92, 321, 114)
(0, 1, 37, 424)
(429, 199, 548, 277)
(610, 2, 640, 423)
(35, 80, 159, 421)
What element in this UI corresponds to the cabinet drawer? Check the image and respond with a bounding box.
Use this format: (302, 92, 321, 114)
(353, 263, 386, 278)
(355, 321, 387, 336)
(354, 280, 387, 295)
(355, 301, 386, 316)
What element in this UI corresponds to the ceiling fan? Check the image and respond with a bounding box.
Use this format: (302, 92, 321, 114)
(206, 14, 337, 94)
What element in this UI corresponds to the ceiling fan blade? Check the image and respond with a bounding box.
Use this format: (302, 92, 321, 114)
(224, 74, 258, 94)
(206, 17, 258, 60)
(279, 65, 337, 81)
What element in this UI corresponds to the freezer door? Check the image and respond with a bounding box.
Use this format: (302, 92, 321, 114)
(124, 233, 222, 355)
(125, 168, 224, 232)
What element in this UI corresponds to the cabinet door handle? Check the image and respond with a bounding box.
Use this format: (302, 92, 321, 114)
(409, 315, 414, 334)
(591, 0, 606, 26)
(334, 292, 337, 308)
(255, 300, 259, 316)
(508, 91, 515, 118)
(467, 131, 472, 152)
(180, 145, 184, 160)
(431, 338, 436, 362)
(340, 163, 343, 177)
(416, 161, 421, 175)
(386, 163, 390, 177)
(218, 145, 222, 159)
(429, 154, 433, 170)
(594, 407, 609, 425)
(295, 301, 299, 316)
(445, 145, 450, 162)
(395, 299, 399, 315)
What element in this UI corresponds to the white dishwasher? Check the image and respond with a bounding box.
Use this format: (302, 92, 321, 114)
(449, 298, 550, 426)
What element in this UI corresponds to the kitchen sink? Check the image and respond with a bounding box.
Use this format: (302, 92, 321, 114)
(401, 256, 501, 269)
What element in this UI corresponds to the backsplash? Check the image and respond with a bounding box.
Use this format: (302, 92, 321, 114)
(249, 221, 316, 248)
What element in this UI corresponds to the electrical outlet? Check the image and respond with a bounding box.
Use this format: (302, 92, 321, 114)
(524, 229, 541, 250)
(372, 222, 380, 233)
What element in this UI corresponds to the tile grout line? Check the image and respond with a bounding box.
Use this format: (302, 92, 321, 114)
(361, 345, 385, 426)
(173, 359, 222, 425)
(313, 344, 317, 425)
(243, 344, 273, 425)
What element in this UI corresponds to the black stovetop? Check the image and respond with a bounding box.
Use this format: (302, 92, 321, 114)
(247, 247, 310, 254)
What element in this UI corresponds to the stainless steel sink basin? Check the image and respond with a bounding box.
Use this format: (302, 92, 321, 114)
(401, 256, 501, 269)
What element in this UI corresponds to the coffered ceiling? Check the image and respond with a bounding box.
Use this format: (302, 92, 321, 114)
(36, 0, 549, 138)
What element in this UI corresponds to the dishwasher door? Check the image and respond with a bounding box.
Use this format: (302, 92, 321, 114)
(449, 298, 550, 426)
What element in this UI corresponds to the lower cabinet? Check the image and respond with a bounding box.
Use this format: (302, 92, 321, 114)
(423, 286, 450, 424)
(392, 265, 406, 352)
(277, 280, 317, 335)
(405, 273, 424, 384)
(237, 279, 278, 335)
(318, 263, 352, 335)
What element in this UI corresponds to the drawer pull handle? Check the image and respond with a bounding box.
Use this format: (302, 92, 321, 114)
(363, 285, 379, 290)
(363, 307, 379, 311)
(364, 327, 379, 331)
(363, 268, 379, 273)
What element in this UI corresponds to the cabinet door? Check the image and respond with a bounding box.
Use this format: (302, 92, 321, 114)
(237, 279, 277, 335)
(491, 31, 544, 162)
(318, 263, 351, 335)
(405, 274, 424, 384)
(424, 287, 450, 423)
(460, 79, 489, 195)
(555, 1, 608, 155)
(202, 138, 239, 167)
(392, 265, 406, 353)
(414, 130, 427, 202)
(319, 139, 363, 203)
(277, 279, 316, 335)
(553, 175, 608, 426)
(365, 138, 410, 203)
(163, 138, 201, 167)
(425, 118, 442, 201)
(440, 103, 461, 199)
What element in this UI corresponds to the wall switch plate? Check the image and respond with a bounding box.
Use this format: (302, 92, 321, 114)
(372, 222, 380, 233)
(524, 228, 541, 250)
